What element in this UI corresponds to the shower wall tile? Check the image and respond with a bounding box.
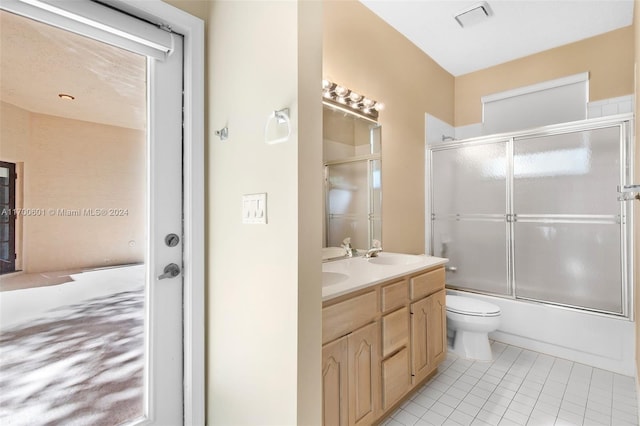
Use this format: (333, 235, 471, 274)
(426, 113, 455, 145)
(587, 94, 634, 118)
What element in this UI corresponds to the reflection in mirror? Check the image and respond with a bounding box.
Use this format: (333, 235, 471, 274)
(323, 104, 381, 254)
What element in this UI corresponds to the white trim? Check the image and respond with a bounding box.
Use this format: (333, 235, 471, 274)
(481, 72, 590, 104)
(4, 0, 172, 59)
(104, 2, 205, 425)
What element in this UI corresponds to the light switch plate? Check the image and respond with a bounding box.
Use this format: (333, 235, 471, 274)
(242, 193, 267, 224)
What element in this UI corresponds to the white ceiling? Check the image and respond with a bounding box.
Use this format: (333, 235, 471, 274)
(1, 2, 634, 129)
(0, 10, 145, 130)
(360, 0, 635, 76)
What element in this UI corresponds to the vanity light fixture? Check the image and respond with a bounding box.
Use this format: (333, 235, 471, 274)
(58, 93, 75, 100)
(322, 79, 383, 121)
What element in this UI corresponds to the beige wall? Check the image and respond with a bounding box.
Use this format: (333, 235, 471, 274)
(168, 0, 639, 421)
(634, 0, 639, 391)
(205, 0, 322, 424)
(324, 0, 454, 255)
(456, 26, 635, 126)
(0, 102, 145, 273)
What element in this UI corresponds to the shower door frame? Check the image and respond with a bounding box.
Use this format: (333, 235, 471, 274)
(426, 113, 634, 319)
(324, 154, 381, 250)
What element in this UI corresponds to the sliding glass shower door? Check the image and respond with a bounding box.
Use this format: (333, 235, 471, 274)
(428, 116, 633, 316)
(512, 127, 623, 313)
(431, 141, 510, 295)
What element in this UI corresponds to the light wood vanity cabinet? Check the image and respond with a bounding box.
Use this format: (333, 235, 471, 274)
(320, 322, 381, 426)
(322, 337, 348, 425)
(322, 265, 446, 425)
(410, 289, 446, 384)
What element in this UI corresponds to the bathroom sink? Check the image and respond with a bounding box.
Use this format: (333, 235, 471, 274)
(322, 271, 350, 286)
(322, 247, 348, 262)
(368, 254, 423, 266)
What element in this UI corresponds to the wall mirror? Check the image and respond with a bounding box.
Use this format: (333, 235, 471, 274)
(323, 104, 382, 254)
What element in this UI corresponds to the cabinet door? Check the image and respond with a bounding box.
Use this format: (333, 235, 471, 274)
(348, 322, 379, 426)
(381, 348, 410, 411)
(428, 290, 447, 367)
(410, 296, 430, 384)
(323, 337, 348, 426)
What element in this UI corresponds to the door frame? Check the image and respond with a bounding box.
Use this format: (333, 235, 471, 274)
(0, 161, 16, 274)
(106, 1, 205, 424)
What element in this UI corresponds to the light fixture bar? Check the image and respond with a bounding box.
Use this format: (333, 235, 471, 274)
(322, 79, 383, 121)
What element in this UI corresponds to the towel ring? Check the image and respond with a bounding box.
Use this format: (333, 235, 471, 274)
(265, 108, 291, 145)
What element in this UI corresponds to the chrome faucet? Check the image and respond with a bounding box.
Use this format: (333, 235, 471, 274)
(364, 247, 383, 258)
(364, 239, 382, 258)
(341, 237, 356, 257)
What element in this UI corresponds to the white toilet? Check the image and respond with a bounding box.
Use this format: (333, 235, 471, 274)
(446, 295, 501, 362)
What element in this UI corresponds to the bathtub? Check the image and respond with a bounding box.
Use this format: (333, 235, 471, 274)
(446, 289, 636, 376)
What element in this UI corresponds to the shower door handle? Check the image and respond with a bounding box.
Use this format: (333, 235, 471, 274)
(158, 263, 181, 280)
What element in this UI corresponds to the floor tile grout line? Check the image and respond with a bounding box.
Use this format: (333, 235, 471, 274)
(390, 342, 638, 426)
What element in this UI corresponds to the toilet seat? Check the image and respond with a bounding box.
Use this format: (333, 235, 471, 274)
(446, 295, 500, 317)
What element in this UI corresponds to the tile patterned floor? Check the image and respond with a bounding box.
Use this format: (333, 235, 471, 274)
(383, 342, 638, 426)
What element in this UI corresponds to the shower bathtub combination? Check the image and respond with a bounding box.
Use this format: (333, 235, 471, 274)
(426, 114, 635, 375)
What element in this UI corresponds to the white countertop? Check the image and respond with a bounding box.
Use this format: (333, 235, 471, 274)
(322, 252, 448, 301)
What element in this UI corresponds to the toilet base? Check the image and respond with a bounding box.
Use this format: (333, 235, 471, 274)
(451, 330, 493, 362)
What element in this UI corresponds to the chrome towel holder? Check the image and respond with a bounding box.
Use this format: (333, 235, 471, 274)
(265, 108, 291, 145)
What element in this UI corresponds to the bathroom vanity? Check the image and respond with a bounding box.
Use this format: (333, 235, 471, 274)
(322, 253, 448, 425)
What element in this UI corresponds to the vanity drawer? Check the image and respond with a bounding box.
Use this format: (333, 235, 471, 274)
(382, 306, 409, 357)
(323, 290, 377, 344)
(381, 280, 408, 313)
(410, 267, 445, 300)
(381, 347, 410, 410)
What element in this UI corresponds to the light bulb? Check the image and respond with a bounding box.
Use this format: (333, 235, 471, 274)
(349, 92, 363, 102)
(335, 86, 349, 97)
(373, 102, 384, 111)
(362, 98, 375, 108)
(322, 79, 332, 90)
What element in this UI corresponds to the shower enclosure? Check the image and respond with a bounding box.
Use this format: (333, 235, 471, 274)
(427, 114, 634, 317)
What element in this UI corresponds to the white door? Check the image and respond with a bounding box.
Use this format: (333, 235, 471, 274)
(0, 1, 184, 424)
(147, 29, 184, 426)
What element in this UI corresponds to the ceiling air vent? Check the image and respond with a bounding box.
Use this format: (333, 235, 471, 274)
(454, 1, 493, 28)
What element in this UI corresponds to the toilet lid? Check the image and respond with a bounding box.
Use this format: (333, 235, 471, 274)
(446, 295, 501, 317)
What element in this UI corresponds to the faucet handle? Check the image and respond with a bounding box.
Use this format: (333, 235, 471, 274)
(372, 239, 381, 249)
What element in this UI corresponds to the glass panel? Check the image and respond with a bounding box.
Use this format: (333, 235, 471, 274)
(0, 11, 146, 425)
(513, 127, 620, 215)
(327, 215, 369, 250)
(433, 219, 510, 295)
(0, 242, 7, 259)
(0, 167, 8, 178)
(327, 161, 368, 216)
(432, 141, 508, 215)
(371, 218, 381, 246)
(370, 159, 381, 218)
(370, 125, 381, 155)
(0, 187, 7, 204)
(370, 158, 382, 246)
(0, 223, 7, 241)
(514, 222, 622, 313)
